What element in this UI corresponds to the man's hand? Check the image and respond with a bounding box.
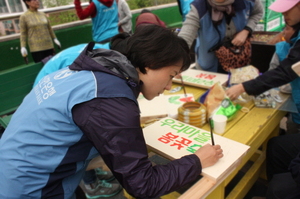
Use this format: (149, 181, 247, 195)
(194, 144, 223, 169)
(225, 84, 246, 101)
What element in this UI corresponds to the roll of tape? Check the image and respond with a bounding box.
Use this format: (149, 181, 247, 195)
(178, 101, 207, 127)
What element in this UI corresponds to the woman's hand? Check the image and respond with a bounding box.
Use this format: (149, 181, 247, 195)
(194, 144, 223, 169)
(20, 47, 28, 57)
(231, 29, 249, 46)
(54, 38, 61, 49)
(225, 84, 245, 101)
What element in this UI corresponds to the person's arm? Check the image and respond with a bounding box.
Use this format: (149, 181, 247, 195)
(267, 32, 285, 45)
(118, 1, 132, 26)
(19, 14, 27, 49)
(269, 53, 280, 71)
(232, 0, 263, 46)
(243, 40, 300, 95)
(43, 12, 61, 48)
(226, 40, 300, 100)
(74, 0, 97, 19)
(72, 97, 221, 198)
(73, 97, 201, 197)
(178, 5, 200, 48)
(245, 0, 263, 34)
(45, 13, 56, 40)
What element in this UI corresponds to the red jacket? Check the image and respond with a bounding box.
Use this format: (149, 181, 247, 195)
(74, 0, 114, 19)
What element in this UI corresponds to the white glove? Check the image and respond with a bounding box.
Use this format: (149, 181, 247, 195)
(54, 38, 61, 48)
(21, 47, 28, 57)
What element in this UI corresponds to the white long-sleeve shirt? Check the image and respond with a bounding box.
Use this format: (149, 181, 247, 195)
(117, 0, 132, 33)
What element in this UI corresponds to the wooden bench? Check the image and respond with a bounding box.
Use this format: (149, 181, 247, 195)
(0, 62, 43, 128)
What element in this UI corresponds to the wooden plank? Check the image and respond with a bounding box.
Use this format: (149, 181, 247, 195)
(143, 117, 250, 182)
(161, 191, 182, 199)
(178, 177, 216, 199)
(224, 107, 286, 145)
(167, 83, 205, 100)
(221, 109, 285, 188)
(138, 93, 168, 123)
(222, 91, 289, 145)
(139, 93, 195, 123)
(205, 181, 226, 199)
(172, 68, 228, 89)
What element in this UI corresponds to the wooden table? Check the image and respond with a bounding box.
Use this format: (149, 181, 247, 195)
(160, 83, 289, 199)
(91, 82, 288, 199)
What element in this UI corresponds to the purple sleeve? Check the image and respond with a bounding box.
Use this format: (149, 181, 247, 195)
(72, 97, 202, 198)
(243, 39, 300, 95)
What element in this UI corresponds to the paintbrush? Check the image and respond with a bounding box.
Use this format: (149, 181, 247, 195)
(180, 76, 188, 102)
(209, 118, 215, 145)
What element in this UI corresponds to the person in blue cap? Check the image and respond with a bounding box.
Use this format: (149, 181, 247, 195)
(227, 1, 300, 197)
(226, 0, 300, 134)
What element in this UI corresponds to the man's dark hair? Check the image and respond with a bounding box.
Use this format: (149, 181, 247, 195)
(111, 25, 191, 74)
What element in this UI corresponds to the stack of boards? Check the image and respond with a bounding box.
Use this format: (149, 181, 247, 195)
(172, 67, 228, 89)
(138, 93, 195, 123)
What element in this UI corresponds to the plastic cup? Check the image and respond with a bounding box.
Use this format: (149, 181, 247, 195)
(212, 114, 227, 135)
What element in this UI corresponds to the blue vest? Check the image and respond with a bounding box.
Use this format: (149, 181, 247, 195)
(92, 0, 119, 42)
(275, 41, 291, 62)
(178, 0, 193, 21)
(289, 32, 300, 123)
(193, 0, 255, 72)
(33, 43, 110, 86)
(0, 68, 137, 198)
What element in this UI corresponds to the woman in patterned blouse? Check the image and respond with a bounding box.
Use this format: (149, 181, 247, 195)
(20, 0, 61, 63)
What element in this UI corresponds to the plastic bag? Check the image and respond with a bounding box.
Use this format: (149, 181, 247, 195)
(214, 98, 242, 120)
(228, 65, 260, 104)
(202, 82, 240, 120)
(253, 90, 277, 108)
(203, 82, 226, 119)
(229, 65, 260, 85)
